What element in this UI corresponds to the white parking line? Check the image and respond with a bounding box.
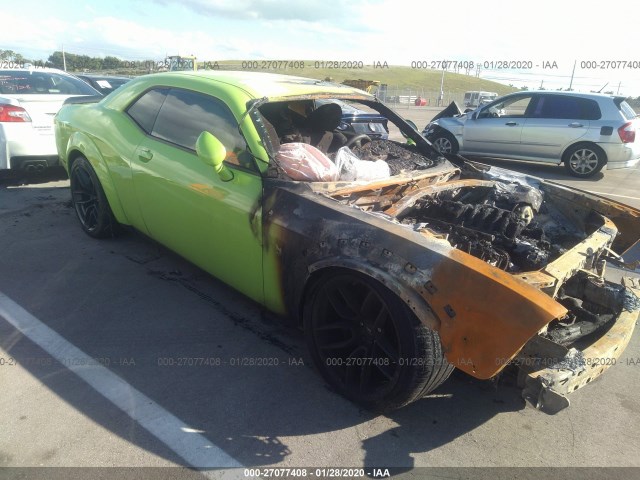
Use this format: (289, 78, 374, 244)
(0, 291, 243, 475)
(586, 191, 640, 202)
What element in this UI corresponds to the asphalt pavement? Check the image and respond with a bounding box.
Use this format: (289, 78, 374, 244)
(1, 151, 639, 479)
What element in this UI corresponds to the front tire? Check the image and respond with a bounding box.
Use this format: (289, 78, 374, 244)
(430, 131, 459, 155)
(563, 143, 606, 178)
(69, 156, 118, 238)
(304, 271, 453, 412)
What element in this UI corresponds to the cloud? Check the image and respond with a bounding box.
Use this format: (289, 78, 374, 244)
(153, 0, 382, 26)
(0, 14, 265, 62)
(2, 0, 639, 95)
(0, 12, 68, 54)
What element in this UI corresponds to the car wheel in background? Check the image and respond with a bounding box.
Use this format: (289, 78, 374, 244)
(70, 156, 119, 238)
(304, 270, 453, 412)
(563, 143, 606, 178)
(430, 131, 459, 155)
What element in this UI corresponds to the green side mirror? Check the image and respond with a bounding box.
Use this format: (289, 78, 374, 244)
(401, 119, 418, 145)
(196, 131, 233, 182)
(404, 119, 418, 130)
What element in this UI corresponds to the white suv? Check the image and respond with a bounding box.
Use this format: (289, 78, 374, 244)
(423, 91, 640, 177)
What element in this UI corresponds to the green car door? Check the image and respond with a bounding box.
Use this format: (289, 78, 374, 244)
(128, 86, 264, 304)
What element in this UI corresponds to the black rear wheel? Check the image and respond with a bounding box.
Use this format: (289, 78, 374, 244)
(70, 156, 118, 238)
(304, 271, 453, 411)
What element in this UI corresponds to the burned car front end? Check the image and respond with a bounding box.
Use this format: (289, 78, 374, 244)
(384, 166, 640, 413)
(252, 90, 640, 413)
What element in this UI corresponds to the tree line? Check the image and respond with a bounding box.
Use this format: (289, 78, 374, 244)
(0, 49, 156, 71)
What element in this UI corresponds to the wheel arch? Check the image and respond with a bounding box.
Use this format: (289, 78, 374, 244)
(561, 140, 608, 165)
(299, 260, 441, 332)
(427, 125, 460, 152)
(65, 132, 129, 225)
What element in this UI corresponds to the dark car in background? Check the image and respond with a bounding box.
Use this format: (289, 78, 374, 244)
(75, 74, 132, 96)
(316, 98, 389, 140)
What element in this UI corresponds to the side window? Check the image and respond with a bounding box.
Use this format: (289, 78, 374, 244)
(578, 98, 601, 120)
(532, 95, 601, 120)
(478, 95, 533, 118)
(499, 95, 533, 117)
(127, 88, 169, 133)
(151, 88, 251, 168)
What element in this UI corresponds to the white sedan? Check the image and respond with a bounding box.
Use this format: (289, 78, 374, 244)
(0, 67, 99, 171)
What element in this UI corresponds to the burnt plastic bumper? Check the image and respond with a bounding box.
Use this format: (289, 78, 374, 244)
(516, 276, 639, 414)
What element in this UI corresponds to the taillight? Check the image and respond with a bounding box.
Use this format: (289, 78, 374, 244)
(0, 104, 31, 122)
(618, 121, 636, 143)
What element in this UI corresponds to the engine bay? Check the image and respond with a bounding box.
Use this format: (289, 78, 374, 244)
(394, 183, 591, 273)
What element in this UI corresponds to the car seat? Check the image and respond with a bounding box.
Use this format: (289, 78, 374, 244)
(303, 103, 347, 154)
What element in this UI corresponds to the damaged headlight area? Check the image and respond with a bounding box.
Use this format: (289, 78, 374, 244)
(516, 276, 640, 414)
(546, 273, 640, 346)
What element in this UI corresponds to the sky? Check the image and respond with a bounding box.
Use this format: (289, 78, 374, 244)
(1, 0, 640, 95)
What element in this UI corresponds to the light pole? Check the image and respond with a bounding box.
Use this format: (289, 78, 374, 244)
(568, 60, 576, 91)
(439, 68, 445, 106)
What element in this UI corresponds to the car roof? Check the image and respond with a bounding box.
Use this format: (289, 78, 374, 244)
(159, 70, 374, 100)
(506, 90, 621, 100)
(0, 67, 74, 76)
(76, 74, 131, 80)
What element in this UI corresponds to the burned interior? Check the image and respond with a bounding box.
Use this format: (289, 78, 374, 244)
(257, 99, 443, 181)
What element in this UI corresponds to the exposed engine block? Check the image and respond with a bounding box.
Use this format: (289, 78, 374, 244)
(400, 197, 554, 272)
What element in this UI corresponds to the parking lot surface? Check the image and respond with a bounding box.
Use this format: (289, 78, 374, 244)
(1, 148, 640, 476)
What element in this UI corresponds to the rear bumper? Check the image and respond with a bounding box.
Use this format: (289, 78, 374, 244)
(10, 155, 60, 170)
(0, 124, 57, 170)
(601, 142, 640, 169)
(516, 276, 640, 414)
(607, 157, 640, 170)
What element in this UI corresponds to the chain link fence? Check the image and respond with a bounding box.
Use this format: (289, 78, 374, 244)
(376, 86, 465, 108)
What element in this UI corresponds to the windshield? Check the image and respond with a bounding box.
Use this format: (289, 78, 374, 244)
(315, 98, 362, 114)
(0, 70, 98, 95)
(88, 77, 130, 94)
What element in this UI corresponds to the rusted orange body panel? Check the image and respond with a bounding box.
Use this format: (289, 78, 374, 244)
(431, 249, 567, 379)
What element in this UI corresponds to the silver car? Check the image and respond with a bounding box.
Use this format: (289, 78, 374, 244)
(0, 68, 99, 171)
(423, 91, 640, 177)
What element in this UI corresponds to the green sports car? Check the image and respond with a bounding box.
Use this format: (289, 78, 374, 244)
(55, 71, 640, 413)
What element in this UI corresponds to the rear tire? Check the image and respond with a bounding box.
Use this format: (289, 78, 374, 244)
(563, 143, 606, 178)
(304, 270, 453, 412)
(430, 131, 459, 155)
(69, 156, 119, 238)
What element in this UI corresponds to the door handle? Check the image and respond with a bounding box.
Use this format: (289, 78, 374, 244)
(568, 122, 584, 128)
(138, 148, 153, 162)
(505, 121, 518, 126)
